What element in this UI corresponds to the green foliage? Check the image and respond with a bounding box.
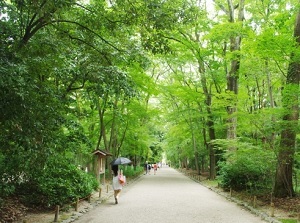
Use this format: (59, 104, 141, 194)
(121, 166, 144, 177)
(18, 158, 99, 208)
(1, 0, 299, 208)
(280, 219, 297, 223)
(218, 146, 276, 193)
(0, 182, 15, 199)
(0, 152, 16, 199)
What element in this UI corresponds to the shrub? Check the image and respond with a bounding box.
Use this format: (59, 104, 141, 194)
(218, 147, 276, 193)
(19, 158, 99, 208)
(122, 166, 144, 177)
(0, 153, 16, 203)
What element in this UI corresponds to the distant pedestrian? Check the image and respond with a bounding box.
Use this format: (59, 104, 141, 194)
(153, 163, 158, 175)
(148, 164, 152, 175)
(112, 165, 123, 204)
(144, 162, 148, 175)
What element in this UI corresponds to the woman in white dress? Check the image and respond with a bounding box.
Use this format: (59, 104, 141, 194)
(112, 165, 122, 204)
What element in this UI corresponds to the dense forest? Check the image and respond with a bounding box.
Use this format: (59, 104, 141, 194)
(1, 0, 300, 213)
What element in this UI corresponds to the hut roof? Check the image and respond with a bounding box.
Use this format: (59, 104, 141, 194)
(92, 149, 112, 156)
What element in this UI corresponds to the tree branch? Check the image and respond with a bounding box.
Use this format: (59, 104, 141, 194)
(50, 19, 124, 52)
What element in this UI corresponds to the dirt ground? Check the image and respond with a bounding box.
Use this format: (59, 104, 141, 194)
(1, 169, 299, 223)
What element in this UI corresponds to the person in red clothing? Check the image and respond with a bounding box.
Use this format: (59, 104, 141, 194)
(153, 163, 158, 175)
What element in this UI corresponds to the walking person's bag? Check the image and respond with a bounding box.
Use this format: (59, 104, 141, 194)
(118, 170, 126, 185)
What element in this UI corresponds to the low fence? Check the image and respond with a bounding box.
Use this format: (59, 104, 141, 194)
(22, 172, 143, 223)
(22, 184, 113, 223)
(53, 185, 110, 222)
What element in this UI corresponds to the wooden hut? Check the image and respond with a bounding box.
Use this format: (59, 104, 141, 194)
(92, 149, 112, 185)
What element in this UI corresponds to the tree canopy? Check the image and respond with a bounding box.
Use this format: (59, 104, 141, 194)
(1, 0, 300, 210)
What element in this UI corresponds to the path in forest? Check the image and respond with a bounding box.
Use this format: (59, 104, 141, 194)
(73, 166, 269, 223)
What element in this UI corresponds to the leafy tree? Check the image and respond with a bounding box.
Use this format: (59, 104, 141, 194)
(274, 9, 300, 197)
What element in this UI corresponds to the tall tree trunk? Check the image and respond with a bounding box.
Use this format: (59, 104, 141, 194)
(225, 0, 245, 143)
(109, 96, 119, 157)
(265, 60, 276, 149)
(191, 125, 200, 175)
(198, 76, 217, 179)
(197, 51, 217, 179)
(274, 11, 300, 198)
(96, 98, 108, 150)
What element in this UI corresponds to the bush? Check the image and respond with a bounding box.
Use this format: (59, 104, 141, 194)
(18, 158, 99, 208)
(218, 148, 276, 193)
(113, 166, 144, 178)
(0, 153, 16, 202)
(122, 166, 144, 177)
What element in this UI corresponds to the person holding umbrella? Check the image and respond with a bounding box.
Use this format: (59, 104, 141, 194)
(111, 157, 131, 204)
(111, 165, 122, 204)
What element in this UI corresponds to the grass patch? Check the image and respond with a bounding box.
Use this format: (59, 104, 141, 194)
(280, 219, 297, 223)
(202, 179, 219, 187)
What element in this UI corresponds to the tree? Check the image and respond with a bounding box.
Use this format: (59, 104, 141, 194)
(274, 9, 300, 197)
(0, 0, 157, 204)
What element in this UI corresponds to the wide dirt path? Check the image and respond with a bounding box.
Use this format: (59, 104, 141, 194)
(75, 166, 267, 223)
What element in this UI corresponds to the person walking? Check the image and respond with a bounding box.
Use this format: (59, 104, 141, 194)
(144, 162, 148, 175)
(153, 163, 158, 175)
(148, 163, 152, 175)
(111, 165, 123, 204)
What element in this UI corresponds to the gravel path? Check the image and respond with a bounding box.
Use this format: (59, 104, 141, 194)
(74, 166, 267, 223)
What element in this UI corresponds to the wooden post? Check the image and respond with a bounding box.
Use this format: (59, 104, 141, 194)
(270, 202, 275, 217)
(230, 188, 232, 197)
(75, 198, 79, 212)
(106, 184, 109, 193)
(253, 196, 257, 208)
(103, 172, 106, 187)
(99, 188, 102, 198)
(88, 194, 91, 203)
(54, 205, 59, 222)
(270, 193, 273, 203)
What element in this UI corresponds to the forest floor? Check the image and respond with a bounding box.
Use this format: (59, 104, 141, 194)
(0, 169, 299, 223)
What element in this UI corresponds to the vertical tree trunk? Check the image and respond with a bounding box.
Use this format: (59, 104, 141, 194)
(226, 0, 244, 143)
(191, 128, 200, 175)
(265, 60, 276, 149)
(96, 98, 107, 150)
(208, 123, 217, 179)
(109, 97, 119, 157)
(197, 55, 217, 179)
(274, 11, 300, 197)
